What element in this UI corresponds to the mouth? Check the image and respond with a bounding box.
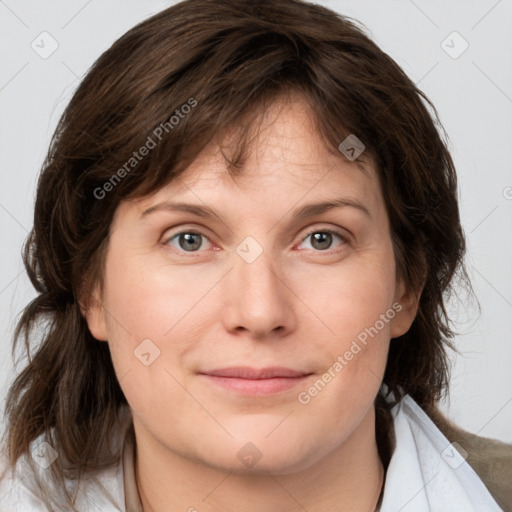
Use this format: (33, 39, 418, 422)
(198, 366, 314, 396)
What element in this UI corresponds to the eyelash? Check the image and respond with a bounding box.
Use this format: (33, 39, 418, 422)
(163, 227, 349, 255)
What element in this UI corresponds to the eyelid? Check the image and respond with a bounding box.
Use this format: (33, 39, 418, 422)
(162, 222, 214, 241)
(300, 225, 350, 241)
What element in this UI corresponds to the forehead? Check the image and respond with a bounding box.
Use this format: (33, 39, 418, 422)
(130, 94, 381, 217)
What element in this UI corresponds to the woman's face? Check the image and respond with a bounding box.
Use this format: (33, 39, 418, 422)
(86, 95, 418, 474)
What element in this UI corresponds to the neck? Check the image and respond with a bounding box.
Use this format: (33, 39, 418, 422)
(134, 405, 385, 512)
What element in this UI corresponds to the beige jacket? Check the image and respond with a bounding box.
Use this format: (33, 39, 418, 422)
(429, 407, 512, 511)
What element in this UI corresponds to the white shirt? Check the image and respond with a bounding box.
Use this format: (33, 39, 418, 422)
(0, 393, 504, 511)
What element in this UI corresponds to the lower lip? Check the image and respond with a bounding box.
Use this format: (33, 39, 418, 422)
(201, 374, 313, 396)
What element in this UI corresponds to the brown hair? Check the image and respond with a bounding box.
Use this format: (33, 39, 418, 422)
(1, 0, 468, 509)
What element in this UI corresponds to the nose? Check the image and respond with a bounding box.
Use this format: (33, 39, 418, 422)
(221, 248, 297, 340)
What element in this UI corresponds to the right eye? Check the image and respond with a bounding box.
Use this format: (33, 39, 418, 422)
(164, 231, 214, 253)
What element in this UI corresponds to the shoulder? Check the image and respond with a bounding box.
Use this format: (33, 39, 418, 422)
(427, 403, 512, 512)
(0, 429, 128, 512)
(0, 449, 52, 511)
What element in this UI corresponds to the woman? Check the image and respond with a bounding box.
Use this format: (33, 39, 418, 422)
(0, 0, 510, 511)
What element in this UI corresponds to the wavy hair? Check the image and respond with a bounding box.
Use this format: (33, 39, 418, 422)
(1, 0, 468, 509)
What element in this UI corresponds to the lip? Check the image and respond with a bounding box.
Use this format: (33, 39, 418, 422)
(199, 366, 314, 396)
(200, 366, 310, 379)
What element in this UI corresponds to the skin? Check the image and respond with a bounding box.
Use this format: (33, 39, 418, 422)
(85, 94, 420, 512)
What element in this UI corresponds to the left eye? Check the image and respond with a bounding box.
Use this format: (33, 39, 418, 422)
(298, 229, 347, 252)
(165, 232, 213, 252)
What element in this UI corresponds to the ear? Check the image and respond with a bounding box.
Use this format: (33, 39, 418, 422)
(79, 283, 109, 342)
(390, 278, 423, 339)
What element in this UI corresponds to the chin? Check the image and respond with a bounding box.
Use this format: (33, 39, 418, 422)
(199, 434, 321, 476)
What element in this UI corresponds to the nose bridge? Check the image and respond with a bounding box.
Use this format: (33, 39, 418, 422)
(222, 241, 295, 337)
(237, 248, 279, 298)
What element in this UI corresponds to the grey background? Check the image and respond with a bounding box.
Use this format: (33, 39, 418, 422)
(1, 0, 511, 442)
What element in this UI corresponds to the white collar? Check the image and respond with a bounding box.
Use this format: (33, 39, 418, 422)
(379, 393, 503, 511)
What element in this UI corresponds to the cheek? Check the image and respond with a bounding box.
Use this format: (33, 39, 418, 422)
(99, 251, 218, 403)
(293, 251, 396, 336)
(102, 250, 209, 340)
(288, 248, 396, 395)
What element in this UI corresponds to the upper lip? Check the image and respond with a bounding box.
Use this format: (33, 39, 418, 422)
(200, 366, 312, 379)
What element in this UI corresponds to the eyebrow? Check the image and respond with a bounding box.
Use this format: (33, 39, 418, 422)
(140, 198, 371, 221)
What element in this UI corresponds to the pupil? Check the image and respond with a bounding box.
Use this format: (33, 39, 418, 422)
(179, 233, 201, 251)
(311, 232, 332, 250)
